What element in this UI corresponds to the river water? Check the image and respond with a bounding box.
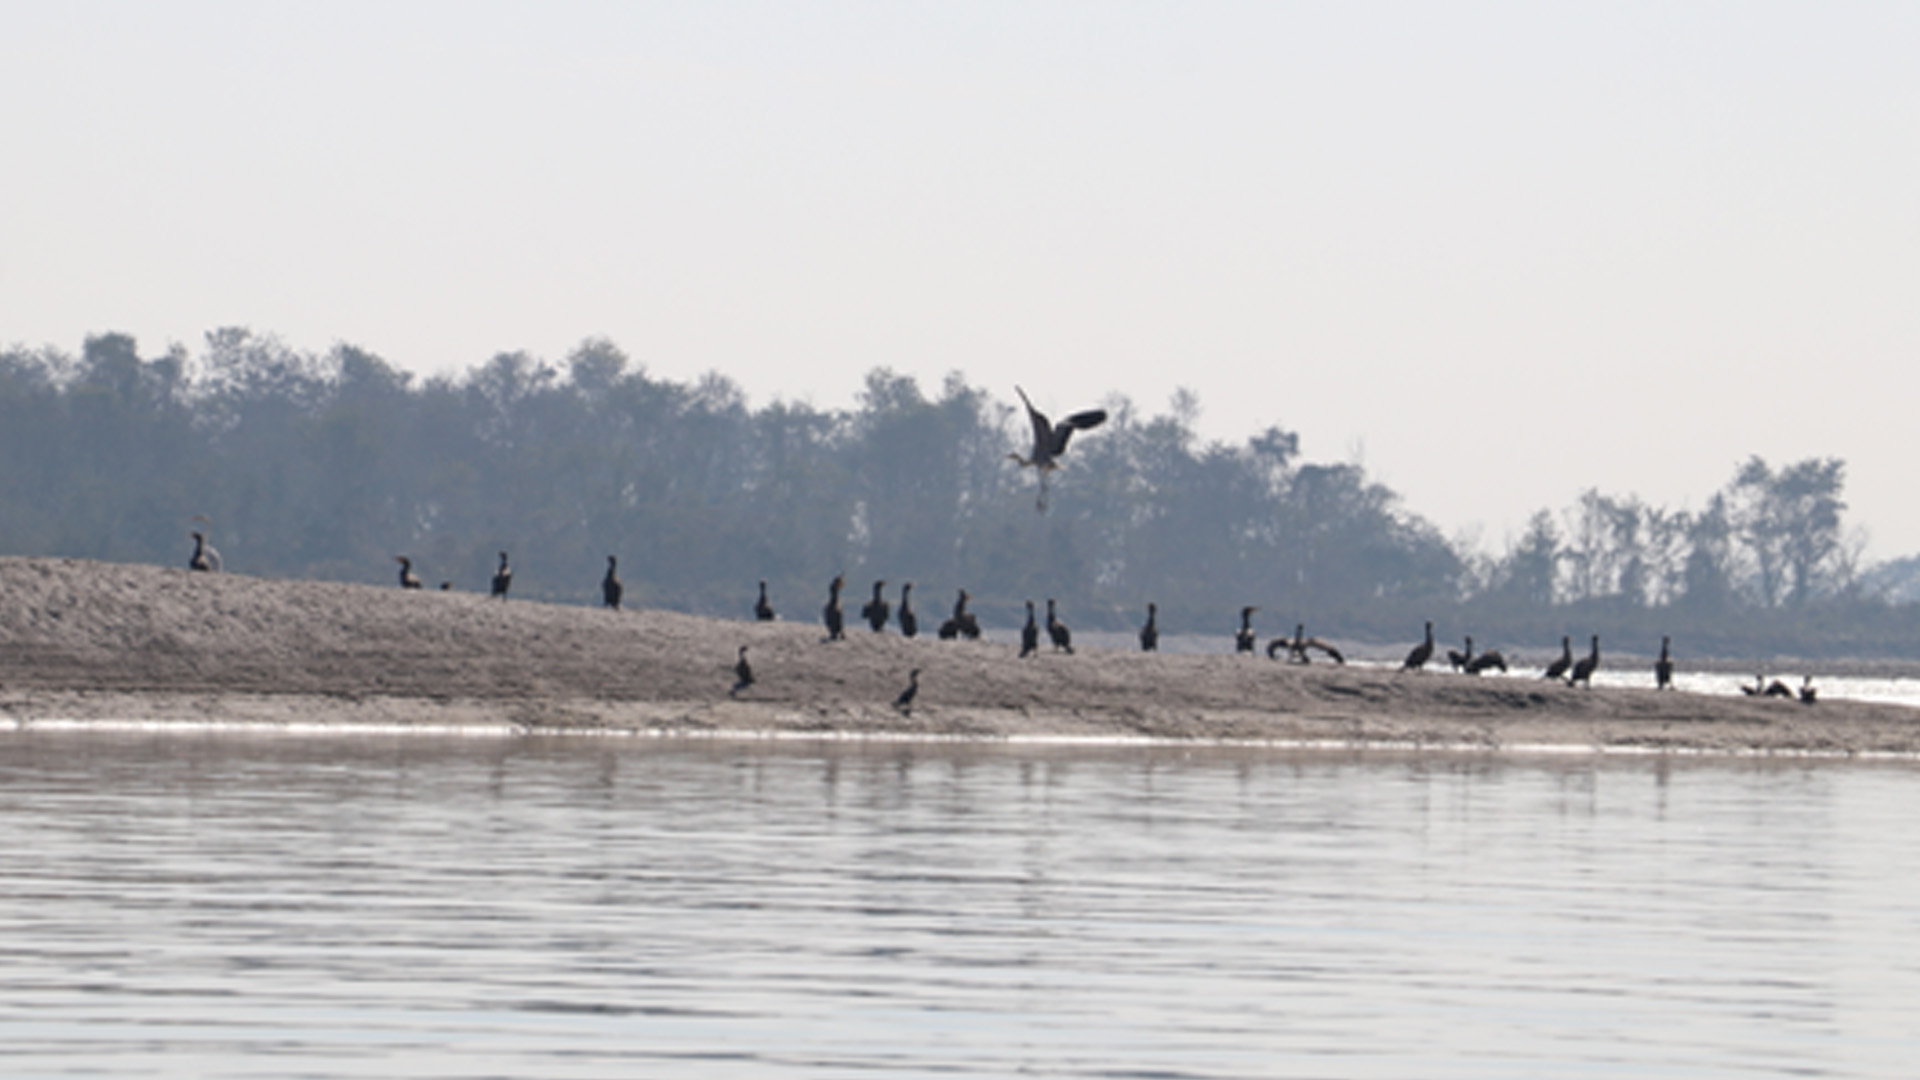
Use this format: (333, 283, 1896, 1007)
(2, 732, 1916, 1079)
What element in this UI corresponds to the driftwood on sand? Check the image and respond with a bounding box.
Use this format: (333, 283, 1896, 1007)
(3, 556, 1918, 757)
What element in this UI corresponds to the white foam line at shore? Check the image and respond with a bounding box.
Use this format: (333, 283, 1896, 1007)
(5, 715, 1918, 761)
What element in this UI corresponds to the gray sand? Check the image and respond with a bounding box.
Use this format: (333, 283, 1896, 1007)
(4, 556, 1918, 756)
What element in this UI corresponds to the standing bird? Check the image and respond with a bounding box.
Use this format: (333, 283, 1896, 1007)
(862, 580, 891, 633)
(1139, 602, 1159, 652)
(894, 669, 921, 715)
(1568, 635, 1601, 688)
(1007, 385, 1108, 511)
(1447, 637, 1474, 672)
(938, 589, 980, 640)
(1235, 607, 1259, 654)
(730, 646, 754, 696)
(1654, 636, 1674, 690)
(1020, 601, 1040, 658)
(1798, 675, 1818, 705)
(823, 575, 846, 641)
(188, 531, 222, 572)
(601, 555, 623, 610)
(897, 583, 918, 638)
(1045, 599, 1073, 654)
(1401, 621, 1435, 672)
(1543, 636, 1573, 681)
(490, 552, 513, 600)
(1287, 623, 1346, 665)
(754, 580, 776, 622)
(396, 556, 422, 589)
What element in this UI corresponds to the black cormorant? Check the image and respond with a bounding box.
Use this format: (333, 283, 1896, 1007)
(862, 580, 891, 633)
(1045, 599, 1073, 654)
(938, 589, 980, 640)
(894, 669, 921, 715)
(1799, 675, 1817, 704)
(1568, 635, 1600, 687)
(1763, 677, 1793, 698)
(1235, 607, 1258, 654)
(755, 580, 776, 622)
(1465, 647, 1508, 675)
(1008, 386, 1108, 510)
(1447, 637, 1474, 672)
(1020, 601, 1040, 658)
(188, 531, 221, 572)
(731, 646, 754, 696)
(1654, 636, 1674, 690)
(1401, 621, 1435, 672)
(898, 583, 917, 638)
(490, 552, 512, 599)
(396, 556, 422, 589)
(823, 575, 846, 641)
(602, 556, 623, 610)
(1287, 623, 1346, 664)
(1543, 636, 1573, 681)
(1139, 602, 1159, 652)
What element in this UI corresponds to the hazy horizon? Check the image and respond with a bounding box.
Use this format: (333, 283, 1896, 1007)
(5, 2, 1915, 559)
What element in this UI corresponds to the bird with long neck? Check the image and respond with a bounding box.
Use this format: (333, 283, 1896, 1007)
(754, 580, 775, 621)
(1235, 607, 1258, 654)
(1020, 601, 1040, 658)
(188, 531, 221, 572)
(1139, 602, 1159, 652)
(1401, 621, 1435, 671)
(1045, 599, 1073, 654)
(1654, 636, 1674, 690)
(730, 646, 754, 696)
(894, 669, 921, 715)
(1447, 636, 1474, 672)
(897, 583, 917, 638)
(490, 552, 512, 599)
(1008, 385, 1108, 511)
(601, 555, 623, 610)
(1543, 636, 1573, 681)
(1568, 635, 1601, 687)
(396, 556, 422, 589)
(823, 575, 846, 641)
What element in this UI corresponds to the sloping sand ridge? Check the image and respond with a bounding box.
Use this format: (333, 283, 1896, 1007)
(4, 556, 1919, 755)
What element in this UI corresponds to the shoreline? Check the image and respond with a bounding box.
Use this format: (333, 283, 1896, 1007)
(6, 555, 1920, 759)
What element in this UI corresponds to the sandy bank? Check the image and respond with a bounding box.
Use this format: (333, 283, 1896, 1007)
(5, 556, 1919, 756)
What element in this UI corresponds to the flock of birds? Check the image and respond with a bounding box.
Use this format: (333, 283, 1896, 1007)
(178, 386, 1821, 711)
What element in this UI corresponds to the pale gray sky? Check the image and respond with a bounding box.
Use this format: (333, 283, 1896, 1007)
(5, 2, 1916, 558)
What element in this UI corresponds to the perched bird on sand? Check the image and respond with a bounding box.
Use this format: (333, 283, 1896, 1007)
(1568, 635, 1601, 687)
(601, 556, 623, 610)
(1798, 675, 1818, 705)
(898, 583, 918, 638)
(1447, 637, 1474, 672)
(1654, 636, 1674, 690)
(1235, 607, 1259, 654)
(862, 580, 891, 633)
(1465, 647, 1508, 675)
(396, 556, 422, 589)
(1543, 636, 1573, 681)
(188, 531, 222, 572)
(1020, 601, 1040, 658)
(1008, 386, 1108, 511)
(1282, 624, 1346, 665)
(1401, 621, 1435, 672)
(938, 589, 980, 641)
(1139, 602, 1159, 652)
(894, 669, 921, 715)
(731, 646, 754, 696)
(490, 552, 513, 599)
(754, 580, 776, 622)
(823, 575, 846, 641)
(1045, 599, 1073, 654)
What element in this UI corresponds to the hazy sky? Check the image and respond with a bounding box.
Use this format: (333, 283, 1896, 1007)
(5, 2, 1916, 559)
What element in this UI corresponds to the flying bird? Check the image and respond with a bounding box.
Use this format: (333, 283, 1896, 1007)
(1007, 386, 1107, 510)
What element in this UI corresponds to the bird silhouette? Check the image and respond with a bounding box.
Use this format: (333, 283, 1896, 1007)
(731, 646, 754, 696)
(754, 580, 776, 621)
(601, 556, 623, 610)
(395, 556, 422, 589)
(490, 552, 512, 599)
(1008, 386, 1107, 510)
(1401, 621, 1435, 672)
(1139, 602, 1159, 652)
(894, 669, 921, 715)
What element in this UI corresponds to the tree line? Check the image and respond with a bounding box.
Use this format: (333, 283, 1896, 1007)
(3, 330, 1915, 658)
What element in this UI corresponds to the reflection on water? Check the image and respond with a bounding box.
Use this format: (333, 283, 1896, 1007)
(1, 733, 1917, 1079)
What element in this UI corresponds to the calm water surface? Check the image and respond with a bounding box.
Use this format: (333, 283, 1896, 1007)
(1, 732, 1917, 1079)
